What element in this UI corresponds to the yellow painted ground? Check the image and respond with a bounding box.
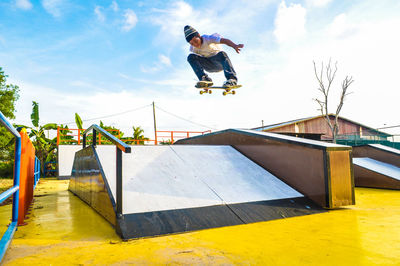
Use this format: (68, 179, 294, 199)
(0, 179, 14, 237)
(2, 179, 400, 265)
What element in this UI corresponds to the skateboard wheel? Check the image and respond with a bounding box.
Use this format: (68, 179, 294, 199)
(232, 90, 236, 95)
(223, 91, 227, 96)
(209, 90, 212, 94)
(200, 91, 203, 95)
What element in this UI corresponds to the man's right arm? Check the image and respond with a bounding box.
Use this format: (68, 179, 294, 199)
(220, 38, 244, 54)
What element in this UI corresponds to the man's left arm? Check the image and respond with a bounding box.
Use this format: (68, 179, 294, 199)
(220, 38, 244, 53)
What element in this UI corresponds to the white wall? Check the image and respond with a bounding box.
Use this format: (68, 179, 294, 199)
(58, 145, 82, 177)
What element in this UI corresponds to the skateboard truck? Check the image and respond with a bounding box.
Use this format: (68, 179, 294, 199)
(197, 85, 242, 96)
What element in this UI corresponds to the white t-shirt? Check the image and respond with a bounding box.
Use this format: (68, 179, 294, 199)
(190, 33, 223, 58)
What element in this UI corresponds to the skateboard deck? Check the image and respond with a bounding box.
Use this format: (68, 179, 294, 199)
(196, 85, 242, 96)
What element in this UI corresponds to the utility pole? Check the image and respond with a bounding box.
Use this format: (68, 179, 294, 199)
(152, 101, 157, 144)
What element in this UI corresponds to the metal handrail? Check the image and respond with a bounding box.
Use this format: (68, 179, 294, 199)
(0, 111, 21, 261)
(0, 186, 19, 204)
(82, 124, 131, 217)
(0, 112, 20, 137)
(83, 124, 131, 153)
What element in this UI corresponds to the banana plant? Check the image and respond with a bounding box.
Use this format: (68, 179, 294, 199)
(19, 101, 59, 175)
(75, 112, 83, 130)
(131, 126, 149, 145)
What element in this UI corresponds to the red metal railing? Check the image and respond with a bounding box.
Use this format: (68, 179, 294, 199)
(57, 127, 120, 145)
(155, 130, 211, 144)
(57, 127, 211, 145)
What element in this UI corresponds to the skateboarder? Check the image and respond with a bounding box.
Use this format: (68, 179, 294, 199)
(184, 25, 244, 88)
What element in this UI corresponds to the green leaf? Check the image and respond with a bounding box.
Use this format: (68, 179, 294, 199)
(13, 124, 29, 129)
(132, 126, 145, 140)
(75, 113, 83, 129)
(31, 101, 39, 127)
(43, 123, 58, 130)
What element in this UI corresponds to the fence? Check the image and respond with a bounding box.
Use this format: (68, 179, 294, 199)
(0, 112, 41, 261)
(336, 132, 400, 149)
(57, 127, 212, 146)
(57, 127, 121, 145)
(155, 130, 211, 144)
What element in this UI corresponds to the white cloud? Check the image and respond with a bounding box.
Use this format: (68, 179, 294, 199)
(8, 0, 400, 137)
(328, 13, 358, 39)
(94, 6, 105, 22)
(41, 0, 63, 17)
(159, 54, 171, 66)
(262, 12, 400, 129)
(12, 80, 218, 138)
(306, 0, 333, 8)
(139, 54, 172, 73)
(147, 1, 274, 46)
(140, 65, 159, 73)
(110, 0, 119, 12)
(274, 1, 307, 43)
(122, 9, 138, 32)
(149, 1, 198, 40)
(70, 80, 105, 91)
(15, 0, 33, 10)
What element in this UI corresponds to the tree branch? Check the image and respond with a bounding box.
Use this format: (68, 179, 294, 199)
(313, 59, 354, 143)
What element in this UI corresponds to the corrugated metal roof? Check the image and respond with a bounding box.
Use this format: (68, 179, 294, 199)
(252, 115, 392, 136)
(253, 116, 314, 131)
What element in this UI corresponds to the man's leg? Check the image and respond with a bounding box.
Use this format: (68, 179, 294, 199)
(187, 54, 215, 81)
(210, 51, 237, 81)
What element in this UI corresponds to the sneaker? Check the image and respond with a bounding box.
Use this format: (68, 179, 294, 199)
(196, 76, 213, 88)
(223, 79, 237, 87)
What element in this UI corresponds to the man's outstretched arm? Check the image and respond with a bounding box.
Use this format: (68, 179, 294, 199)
(220, 38, 244, 53)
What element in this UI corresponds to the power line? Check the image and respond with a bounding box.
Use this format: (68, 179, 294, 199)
(63, 104, 152, 125)
(155, 105, 218, 130)
(377, 124, 400, 130)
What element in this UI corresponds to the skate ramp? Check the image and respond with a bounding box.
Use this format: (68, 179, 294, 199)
(352, 144, 400, 189)
(353, 144, 400, 167)
(175, 128, 355, 208)
(353, 157, 400, 189)
(70, 144, 324, 239)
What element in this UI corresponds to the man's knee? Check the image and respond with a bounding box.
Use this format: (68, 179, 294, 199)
(217, 51, 228, 59)
(187, 53, 197, 63)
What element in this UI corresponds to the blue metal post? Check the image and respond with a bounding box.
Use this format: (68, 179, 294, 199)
(34, 158, 37, 187)
(34, 157, 40, 188)
(0, 222, 18, 260)
(0, 111, 21, 262)
(11, 134, 21, 223)
(38, 159, 41, 181)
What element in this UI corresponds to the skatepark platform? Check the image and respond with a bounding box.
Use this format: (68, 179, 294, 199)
(69, 126, 354, 239)
(353, 144, 400, 189)
(4, 180, 400, 264)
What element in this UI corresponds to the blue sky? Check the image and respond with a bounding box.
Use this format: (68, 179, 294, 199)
(1, 0, 399, 138)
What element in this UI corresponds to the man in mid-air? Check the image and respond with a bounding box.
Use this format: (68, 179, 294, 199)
(184, 25, 244, 88)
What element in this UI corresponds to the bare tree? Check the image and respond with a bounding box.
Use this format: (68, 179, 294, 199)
(313, 59, 354, 143)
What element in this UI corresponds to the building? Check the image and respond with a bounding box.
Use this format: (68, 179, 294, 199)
(252, 114, 392, 144)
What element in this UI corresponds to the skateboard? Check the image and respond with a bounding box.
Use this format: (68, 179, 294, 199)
(195, 84, 242, 96)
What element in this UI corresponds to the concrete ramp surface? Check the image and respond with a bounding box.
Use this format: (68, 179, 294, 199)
(353, 158, 400, 181)
(96, 145, 303, 214)
(71, 145, 325, 239)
